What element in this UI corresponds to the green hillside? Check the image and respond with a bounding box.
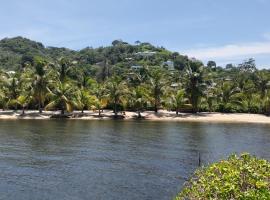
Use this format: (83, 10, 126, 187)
(0, 37, 189, 71)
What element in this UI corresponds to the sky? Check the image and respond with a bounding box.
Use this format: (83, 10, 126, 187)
(0, 0, 270, 68)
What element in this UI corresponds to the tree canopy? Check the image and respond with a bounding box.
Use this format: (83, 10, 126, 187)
(1, 36, 270, 116)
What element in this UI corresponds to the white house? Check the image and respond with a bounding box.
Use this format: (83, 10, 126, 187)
(135, 51, 156, 57)
(163, 60, 175, 70)
(131, 65, 143, 70)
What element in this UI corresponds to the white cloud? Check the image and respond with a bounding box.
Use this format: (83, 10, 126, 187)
(182, 42, 270, 61)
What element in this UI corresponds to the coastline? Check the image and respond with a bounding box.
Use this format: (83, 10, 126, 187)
(1, 110, 270, 124)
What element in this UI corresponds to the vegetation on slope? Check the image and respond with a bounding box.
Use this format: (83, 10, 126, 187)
(1, 37, 270, 115)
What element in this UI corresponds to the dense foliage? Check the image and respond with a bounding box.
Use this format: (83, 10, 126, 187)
(1, 37, 270, 115)
(175, 153, 270, 200)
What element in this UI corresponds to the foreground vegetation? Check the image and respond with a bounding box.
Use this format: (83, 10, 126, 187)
(175, 153, 270, 200)
(1, 37, 270, 116)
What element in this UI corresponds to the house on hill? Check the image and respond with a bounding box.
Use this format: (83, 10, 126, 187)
(163, 60, 175, 71)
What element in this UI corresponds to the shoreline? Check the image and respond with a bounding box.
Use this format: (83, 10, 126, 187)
(1, 110, 270, 124)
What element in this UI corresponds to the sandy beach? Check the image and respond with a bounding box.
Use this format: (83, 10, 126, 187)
(1, 110, 270, 124)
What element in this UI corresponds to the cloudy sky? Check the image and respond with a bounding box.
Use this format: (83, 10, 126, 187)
(0, 0, 270, 68)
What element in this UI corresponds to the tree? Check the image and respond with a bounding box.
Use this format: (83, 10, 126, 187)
(46, 81, 76, 115)
(74, 89, 94, 113)
(92, 83, 108, 116)
(238, 58, 257, 73)
(185, 61, 205, 113)
(106, 76, 129, 116)
(129, 85, 151, 118)
(32, 57, 50, 113)
(17, 94, 33, 115)
(207, 60, 216, 69)
(5, 74, 21, 110)
(217, 81, 244, 112)
(148, 67, 167, 113)
(165, 89, 186, 115)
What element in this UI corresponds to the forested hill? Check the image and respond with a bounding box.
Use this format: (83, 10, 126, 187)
(0, 36, 189, 70)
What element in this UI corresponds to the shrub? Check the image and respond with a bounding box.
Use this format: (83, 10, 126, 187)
(175, 153, 270, 200)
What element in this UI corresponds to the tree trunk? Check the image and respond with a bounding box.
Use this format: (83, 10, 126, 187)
(22, 107, 25, 115)
(154, 100, 158, 113)
(98, 109, 101, 117)
(114, 100, 117, 116)
(154, 97, 159, 113)
(81, 109, 84, 113)
(38, 101, 42, 113)
(176, 108, 179, 115)
(138, 110, 141, 118)
(61, 108, 64, 115)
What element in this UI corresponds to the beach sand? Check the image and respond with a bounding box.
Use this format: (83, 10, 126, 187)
(1, 110, 270, 124)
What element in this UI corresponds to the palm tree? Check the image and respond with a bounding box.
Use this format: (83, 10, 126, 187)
(253, 71, 270, 112)
(165, 89, 186, 115)
(51, 57, 75, 83)
(6, 70, 33, 115)
(32, 58, 50, 113)
(17, 94, 33, 115)
(92, 83, 108, 116)
(46, 81, 76, 115)
(217, 81, 244, 112)
(148, 68, 166, 113)
(129, 85, 151, 118)
(0, 70, 8, 109)
(203, 83, 218, 112)
(106, 76, 129, 116)
(75, 89, 94, 113)
(6, 74, 21, 110)
(185, 61, 205, 113)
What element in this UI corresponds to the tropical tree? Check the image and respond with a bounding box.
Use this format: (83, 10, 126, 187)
(92, 83, 108, 116)
(106, 76, 129, 116)
(16, 94, 33, 115)
(53, 57, 76, 83)
(253, 70, 270, 112)
(5, 73, 21, 110)
(129, 85, 151, 118)
(165, 89, 186, 115)
(217, 81, 245, 112)
(31, 57, 50, 113)
(185, 61, 205, 113)
(46, 81, 76, 115)
(74, 89, 94, 113)
(0, 70, 8, 109)
(148, 67, 167, 113)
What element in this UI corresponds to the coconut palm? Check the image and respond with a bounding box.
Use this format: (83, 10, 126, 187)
(45, 81, 76, 115)
(148, 67, 167, 113)
(252, 71, 270, 112)
(16, 94, 33, 115)
(74, 89, 95, 113)
(105, 76, 129, 116)
(217, 81, 245, 112)
(31, 58, 51, 113)
(185, 61, 205, 113)
(92, 83, 108, 116)
(5, 74, 21, 110)
(165, 89, 186, 115)
(129, 85, 151, 118)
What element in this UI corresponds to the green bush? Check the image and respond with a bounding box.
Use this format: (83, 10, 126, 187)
(175, 153, 270, 200)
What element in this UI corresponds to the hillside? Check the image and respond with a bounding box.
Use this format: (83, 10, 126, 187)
(0, 37, 189, 70)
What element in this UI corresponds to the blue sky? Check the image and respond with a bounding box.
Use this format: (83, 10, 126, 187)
(1, 0, 270, 68)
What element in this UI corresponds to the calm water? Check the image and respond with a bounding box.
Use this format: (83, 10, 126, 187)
(0, 120, 270, 200)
